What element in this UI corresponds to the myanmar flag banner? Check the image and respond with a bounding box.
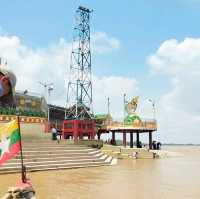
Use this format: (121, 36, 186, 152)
(0, 120, 21, 165)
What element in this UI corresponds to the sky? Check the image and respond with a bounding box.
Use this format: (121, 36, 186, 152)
(0, 0, 200, 143)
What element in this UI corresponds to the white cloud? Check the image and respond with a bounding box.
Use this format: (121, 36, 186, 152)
(93, 76, 138, 118)
(148, 38, 200, 144)
(91, 32, 120, 54)
(0, 33, 155, 135)
(0, 35, 71, 106)
(148, 38, 200, 76)
(0, 33, 125, 114)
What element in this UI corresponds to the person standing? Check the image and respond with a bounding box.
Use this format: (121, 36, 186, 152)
(157, 142, 162, 150)
(152, 140, 157, 150)
(51, 124, 57, 141)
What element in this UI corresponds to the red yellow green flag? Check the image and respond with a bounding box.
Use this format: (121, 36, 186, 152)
(0, 120, 21, 165)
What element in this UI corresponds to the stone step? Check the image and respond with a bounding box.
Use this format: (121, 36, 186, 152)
(14, 151, 102, 159)
(0, 140, 114, 173)
(19, 149, 98, 155)
(0, 163, 111, 174)
(2, 158, 106, 167)
(111, 158, 118, 165)
(22, 144, 88, 148)
(105, 156, 113, 163)
(22, 147, 97, 152)
(94, 152, 104, 157)
(0, 161, 111, 174)
(100, 154, 108, 160)
(7, 155, 104, 163)
(22, 145, 91, 150)
(22, 142, 86, 147)
(136, 151, 155, 159)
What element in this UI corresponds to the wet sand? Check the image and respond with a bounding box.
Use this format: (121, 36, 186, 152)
(1, 146, 200, 199)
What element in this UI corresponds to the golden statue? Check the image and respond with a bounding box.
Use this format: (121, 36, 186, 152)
(125, 96, 139, 115)
(124, 96, 141, 125)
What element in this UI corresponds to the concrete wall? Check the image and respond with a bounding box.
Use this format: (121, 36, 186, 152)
(0, 122, 50, 141)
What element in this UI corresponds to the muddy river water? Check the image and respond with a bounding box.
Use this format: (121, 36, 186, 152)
(0, 146, 200, 199)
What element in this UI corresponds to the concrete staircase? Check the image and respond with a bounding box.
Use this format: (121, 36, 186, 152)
(0, 141, 116, 174)
(102, 144, 156, 159)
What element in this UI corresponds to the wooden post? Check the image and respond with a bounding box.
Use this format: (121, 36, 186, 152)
(123, 132, 126, 147)
(149, 131, 152, 149)
(130, 132, 133, 148)
(136, 132, 140, 148)
(112, 131, 116, 145)
(17, 115, 27, 183)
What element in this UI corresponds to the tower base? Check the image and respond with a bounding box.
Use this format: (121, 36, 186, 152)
(62, 119, 95, 140)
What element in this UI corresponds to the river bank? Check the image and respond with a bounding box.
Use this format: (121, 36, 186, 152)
(0, 146, 200, 199)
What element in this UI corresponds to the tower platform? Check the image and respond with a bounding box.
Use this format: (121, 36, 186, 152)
(97, 120, 157, 149)
(62, 119, 95, 140)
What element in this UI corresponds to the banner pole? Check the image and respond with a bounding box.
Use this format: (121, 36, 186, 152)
(17, 115, 26, 183)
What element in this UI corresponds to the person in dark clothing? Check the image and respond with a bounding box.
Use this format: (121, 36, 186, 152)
(157, 142, 162, 150)
(51, 124, 57, 140)
(56, 129, 62, 143)
(138, 141, 142, 148)
(152, 141, 157, 150)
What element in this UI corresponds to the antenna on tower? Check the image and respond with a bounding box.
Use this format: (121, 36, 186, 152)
(66, 6, 93, 120)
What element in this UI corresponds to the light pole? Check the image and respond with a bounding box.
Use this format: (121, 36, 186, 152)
(107, 97, 110, 115)
(38, 82, 54, 104)
(148, 99, 156, 120)
(47, 85, 54, 104)
(38, 82, 54, 122)
(123, 93, 126, 126)
(47, 85, 54, 122)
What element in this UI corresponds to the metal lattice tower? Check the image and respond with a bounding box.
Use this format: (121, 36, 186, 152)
(66, 6, 93, 119)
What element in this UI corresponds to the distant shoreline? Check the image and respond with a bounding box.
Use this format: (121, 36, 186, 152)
(105, 140, 200, 146)
(163, 144, 200, 146)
